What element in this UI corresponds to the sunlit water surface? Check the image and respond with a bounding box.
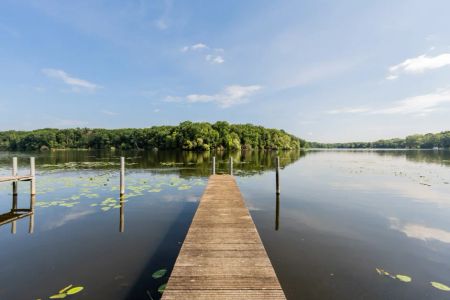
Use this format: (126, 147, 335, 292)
(0, 150, 449, 299)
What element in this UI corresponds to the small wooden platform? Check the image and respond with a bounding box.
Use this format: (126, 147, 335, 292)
(162, 175, 286, 300)
(0, 176, 33, 183)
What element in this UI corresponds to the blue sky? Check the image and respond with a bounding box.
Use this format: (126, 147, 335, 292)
(1, 0, 450, 142)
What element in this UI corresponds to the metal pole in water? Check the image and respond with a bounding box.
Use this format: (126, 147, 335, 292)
(212, 156, 216, 175)
(229, 156, 233, 176)
(275, 156, 280, 195)
(30, 157, 36, 196)
(120, 157, 125, 195)
(12, 157, 18, 196)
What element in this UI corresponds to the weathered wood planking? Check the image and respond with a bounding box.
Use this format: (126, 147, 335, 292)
(162, 175, 286, 300)
(0, 176, 33, 183)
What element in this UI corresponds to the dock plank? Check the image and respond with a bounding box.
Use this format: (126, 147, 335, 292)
(162, 175, 286, 300)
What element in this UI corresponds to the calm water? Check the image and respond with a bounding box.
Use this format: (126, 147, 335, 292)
(0, 149, 449, 299)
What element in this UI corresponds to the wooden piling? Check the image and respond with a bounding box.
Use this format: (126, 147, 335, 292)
(212, 156, 216, 175)
(275, 156, 280, 195)
(120, 157, 125, 195)
(12, 157, 18, 196)
(30, 157, 36, 196)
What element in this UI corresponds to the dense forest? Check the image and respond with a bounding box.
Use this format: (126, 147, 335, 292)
(310, 131, 450, 149)
(0, 121, 306, 151)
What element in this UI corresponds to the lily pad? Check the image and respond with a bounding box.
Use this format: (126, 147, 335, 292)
(66, 286, 84, 295)
(396, 275, 412, 282)
(59, 284, 73, 294)
(152, 269, 167, 279)
(431, 281, 450, 291)
(178, 185, 192, 190)
(158, 283, 167, 294)
(49, 294, 67, 299)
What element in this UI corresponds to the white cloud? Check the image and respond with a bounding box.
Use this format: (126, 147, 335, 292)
(327, 89, 450, 116)
(374, 89, 450, 115)
(181, 43, 208, 52)
(205, 54, 224, 64)
(181, 43, 225, 64)
(387, 53, 450, 79)
(167, 85, 262, 108)
(42, 68, 100, 92)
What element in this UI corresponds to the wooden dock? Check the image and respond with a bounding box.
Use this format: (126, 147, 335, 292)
(0, 175, 33, 183)
(162, 175, 286, 300)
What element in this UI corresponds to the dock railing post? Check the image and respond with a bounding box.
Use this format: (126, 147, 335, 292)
(275, 156, 280, 195)
(120, 157, 125, 195)
(30, 157, 36, 196)
(229, 156, 233, 176)
(212, 156, 216, 175)
(12, 157, 18, 196)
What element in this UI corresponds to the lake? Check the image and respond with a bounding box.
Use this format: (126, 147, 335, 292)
(0, 149, 449, 299)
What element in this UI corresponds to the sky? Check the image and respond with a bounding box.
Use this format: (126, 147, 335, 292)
(1, 0, 450, 143)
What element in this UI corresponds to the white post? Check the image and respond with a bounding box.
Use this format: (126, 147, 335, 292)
(30, 157, 36, 196)
(12, 157, 18, 196)
(275, 156, 280, 195)
(120, 157, 125, 195)
(212, 156, 216, 175)
(229, 156, 233, 176)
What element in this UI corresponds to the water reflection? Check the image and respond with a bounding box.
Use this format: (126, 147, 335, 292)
(0, 195, 35, 234)
(390, 218, 450, 244)
(119, 195, 125, 233)
(275, 194, 280, 231)
(0, 149, 306, 177)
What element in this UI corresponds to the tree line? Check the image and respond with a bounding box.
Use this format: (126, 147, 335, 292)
(0, 121, 306, 151)
(310, 131, 450, 149)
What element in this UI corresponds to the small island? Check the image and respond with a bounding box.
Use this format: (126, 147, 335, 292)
(0, 121, 307, 151)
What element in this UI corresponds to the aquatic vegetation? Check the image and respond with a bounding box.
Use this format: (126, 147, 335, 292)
(178, 185, 192, 190)
(49, 285, 84, 299)
(396, 275, 412, 282)
(375, 268, 411, 282)
(158, 283, 167, 294)
(431, 281, 450, 291)
(152, 269, 167, 279)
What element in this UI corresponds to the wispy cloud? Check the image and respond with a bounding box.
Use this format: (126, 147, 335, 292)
(154, 0, 172, 30)
(205, 54, 224, 64)
(387, 53, 450, 79)
(42, 68, 101, 92)
(101, 110, 118, 116)
(181, 43, 208, 52)
(166, 85, 262, 108)
(327, 89, 450, 116)
(374, 89, 450, 115)
(181, 43, 225, 64)
(326, 107, 370, 114)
